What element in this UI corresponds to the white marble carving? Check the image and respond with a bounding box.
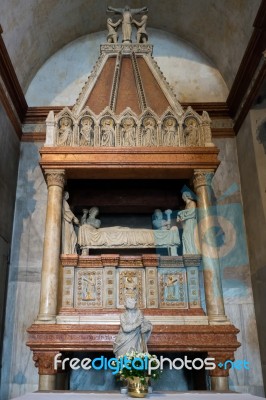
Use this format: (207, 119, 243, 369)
(113, 297, 152, 357)
(62, 192, 79, 254)
(57, 116, 73, 146)
(120, 117, 136, 146)
(107, 18, 121, 43)
(177, 191, 200, 255)
(100, 117, 116, 146)
(183, 117, 199, 147)
(133, 15, 148, 43)
(107, 5, 148, 43)
(44, 111, 55, 147)
(162, 117, 178, 146)
(78, 207, 180, 253)
(141, 116, 157, 146)
(79, 116, 94, 146)
(78, 225, 180, 250)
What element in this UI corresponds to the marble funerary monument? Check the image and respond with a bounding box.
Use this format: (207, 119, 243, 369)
(27, 6, 240, 393)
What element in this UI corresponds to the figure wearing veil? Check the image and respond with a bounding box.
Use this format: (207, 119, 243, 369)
(62, 192, 79, 254)
(177, 191, 199, 254)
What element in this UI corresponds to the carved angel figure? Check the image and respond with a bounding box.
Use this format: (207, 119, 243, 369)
(121, 117, 136, 146)
(142, 117, 157, 146)
(57, 116, 73, 146)
(113, 296, 152, 357)
(162, 117, 177, 146)
(80, 116, 94, 146)
(100, 118, 115, 146)
(184, 118, 199, 147)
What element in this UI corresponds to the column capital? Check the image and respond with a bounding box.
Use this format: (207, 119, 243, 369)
(44, 169, 65, 188)
(193, 169, 215, 189)
(33, 351, 60, 375)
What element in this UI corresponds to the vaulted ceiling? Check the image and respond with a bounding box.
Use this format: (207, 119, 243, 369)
(0, 0, 262, 93)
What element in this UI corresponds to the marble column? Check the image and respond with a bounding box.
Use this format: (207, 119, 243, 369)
(37, 169, 65, 323)
(193, 169, 228, 325)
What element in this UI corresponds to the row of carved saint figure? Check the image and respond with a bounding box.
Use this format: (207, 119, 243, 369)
(57, 115, 203, 147)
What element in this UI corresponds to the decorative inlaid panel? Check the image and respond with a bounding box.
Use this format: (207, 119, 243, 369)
(117, 268, 146, 308)
(62, 266, 74, 308)
(158, 267, 188, 308)
(187, 266, 200, 308)
(75, 268, 103, 308)
(146, 267, 158, 308)
(103, 267, 116, 308)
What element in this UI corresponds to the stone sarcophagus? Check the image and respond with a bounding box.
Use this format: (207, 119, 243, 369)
(78, 225, 180, 253)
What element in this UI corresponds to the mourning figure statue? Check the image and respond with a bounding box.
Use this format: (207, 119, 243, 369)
(176, 191, 199, 254)
(62, 192, 79, 254)
(133, 14, 148, 43)
(107, 17, 121, 43)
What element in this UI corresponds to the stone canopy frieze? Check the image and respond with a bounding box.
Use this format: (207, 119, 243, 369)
(41, 20, 219, 178)
(45, 105, 214, 148)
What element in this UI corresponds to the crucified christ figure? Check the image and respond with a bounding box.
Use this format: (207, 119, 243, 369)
(107, 5, 148, 43)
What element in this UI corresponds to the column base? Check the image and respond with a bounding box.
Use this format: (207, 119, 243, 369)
(39, 375, 56, 390)
(208, 315, 231, 325)
(35, 314, 56, 324)
(211, 376, 229, 391)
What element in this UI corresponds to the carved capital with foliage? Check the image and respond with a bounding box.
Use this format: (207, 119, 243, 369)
(45, 169, 65, 188)
(33, 351, 60, 375)
(193, 169, 214, 190)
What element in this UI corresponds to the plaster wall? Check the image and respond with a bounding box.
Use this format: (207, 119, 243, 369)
(25, 29, 229, 106)
(236, 110, 266, 392)
(0, 137, 264, 398)
(0, 142, 46, 400)
(0, 103, 20, 378)
(213, 137, 264, 396)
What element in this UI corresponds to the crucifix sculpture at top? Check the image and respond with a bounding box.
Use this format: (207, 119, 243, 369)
(107, 5, 148, 43)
